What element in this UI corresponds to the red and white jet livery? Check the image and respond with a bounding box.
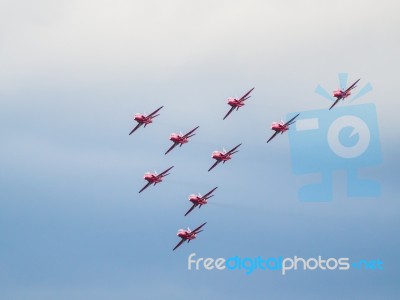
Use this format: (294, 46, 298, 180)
(267, 114, 300, 143)
(208, 143, 241, 172)
(185, 187, 218, 216)
(223, 88, 254, 120)
(330, 79, 360, 110)
(173, 222, 207, 251)
(138, 166, 174, 193)
(129, 106, 163, 135)
(165, 126, 199, 155)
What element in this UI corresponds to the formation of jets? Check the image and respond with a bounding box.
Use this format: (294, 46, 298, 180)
(131, 77, 362, 251)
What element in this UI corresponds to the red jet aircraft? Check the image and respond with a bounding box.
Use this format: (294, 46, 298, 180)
(165, 126, 199, 155)
(173, 222, 207, 251)
(185, 187, 218, 216)
(267, 114, 300, 143)
(223, 88, 254, 120)
(208, 143, 241, 172)
(129, 106, 163, 135)
(330, 79, 360, 110)
(138, 166, 174, 193)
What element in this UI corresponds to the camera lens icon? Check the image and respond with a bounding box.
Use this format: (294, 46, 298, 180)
(327, 115, 370, 159)
(288, 104, 381, 201)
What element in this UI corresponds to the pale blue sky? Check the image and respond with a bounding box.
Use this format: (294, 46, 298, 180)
(0, 0, 399, 299)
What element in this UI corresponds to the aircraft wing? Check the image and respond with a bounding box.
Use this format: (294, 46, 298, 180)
(192, 222, 207, 233)
(329, 98, 341, 110)
(223, 106, 235, 120)
(147, 106, 164, 117)
(267, 131, 279, 143)
(138, 181, 152, 193)
(226, 143, 242, 155)
(208, 160, 221, 172)
(184, 204, 197, 216)
(203, 187, 218, 199)
(173, 238, 186, 251)
(345, 78, 361, 93)
(183, 126, 199, 138)
(284, 113, 300, 126)
(129, 123, 143, 135)
(158, 166, 174, 177)
(165, 143, 178, 155)
(239, 87, 254, 101)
